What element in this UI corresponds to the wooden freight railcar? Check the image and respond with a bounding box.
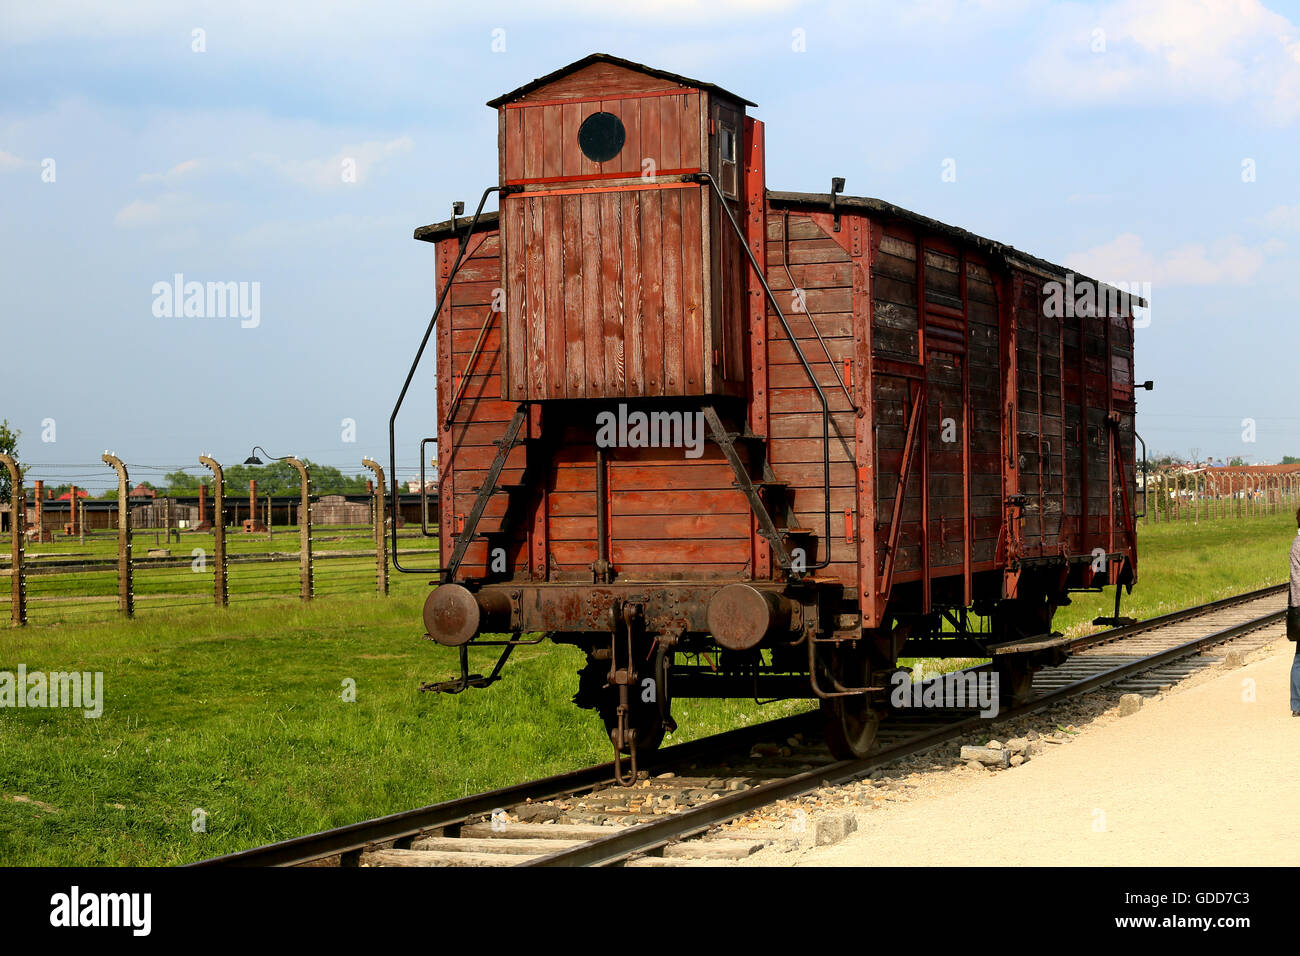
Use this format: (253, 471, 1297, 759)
(402, 55, 1142, 769)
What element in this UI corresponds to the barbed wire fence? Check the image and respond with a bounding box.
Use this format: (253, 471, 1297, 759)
(0, 454, 437, 627)
(1140, 468, 1300, 524)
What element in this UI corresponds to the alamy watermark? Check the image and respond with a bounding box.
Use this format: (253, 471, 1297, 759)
(0, 665, 103, 718)
(50, 886, 150, 936)
(1042, 271, 1151, 329)
(890, 669, 999, 718)
(595, 404, 705, 459)
(152, 274, 260, 328)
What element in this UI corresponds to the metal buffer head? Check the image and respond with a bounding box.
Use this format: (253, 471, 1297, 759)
(707, 583, 794, 651)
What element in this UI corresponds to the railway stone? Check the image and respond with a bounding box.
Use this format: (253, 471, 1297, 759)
(986, 739, 1003, 750)
(1006, 737, 1029, 755)
(960, 745, 1010, 767)
(1118, 693, 1144, 717)
(815, 811, 858, 846)
(1223, 649, 1246, 669)
(1009, 755, 1025, 767)
(515, 804, 564, 823)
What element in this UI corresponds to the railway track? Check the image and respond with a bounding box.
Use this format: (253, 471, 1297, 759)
(193, 583, 1287, 869)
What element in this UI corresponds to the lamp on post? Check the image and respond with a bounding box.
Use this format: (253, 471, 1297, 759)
(240, 446, 287, 533)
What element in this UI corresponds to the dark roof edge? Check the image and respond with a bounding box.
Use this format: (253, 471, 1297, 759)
(485, 52, 756, 108)
(414, 210, 501, 244)
(768, 190, 1147, 307)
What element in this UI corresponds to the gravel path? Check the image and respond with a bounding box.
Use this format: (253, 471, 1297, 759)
(733, 637, 1300, 867)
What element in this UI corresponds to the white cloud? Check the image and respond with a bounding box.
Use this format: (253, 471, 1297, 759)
(0, 149, 26, 171)
(113, 192, 217, 228)
(1066, 231, 1270, 286)
(139, 158, 200, 183)
(1028, 0, 1300, 124)
(1261, 203, 1300, 230)
(254, 136, 414, 189)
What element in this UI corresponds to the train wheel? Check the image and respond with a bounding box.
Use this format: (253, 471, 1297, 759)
(821, 696, 880, 760)
(816, 643, 882, 759)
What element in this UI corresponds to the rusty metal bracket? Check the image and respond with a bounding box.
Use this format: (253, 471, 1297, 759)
(421, 642, 516, 695)
(102, 452, 133, 616)
(609, 600, 642, 787)
(285, 457, 313, 601)
(362, 457, 389, 596)
(199, 455, 228, 607)
(877, 383, 924, 600)
(1, 453, 26, 626)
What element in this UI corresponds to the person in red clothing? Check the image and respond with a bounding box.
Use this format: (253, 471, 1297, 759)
(1291, 507, 1300, 716)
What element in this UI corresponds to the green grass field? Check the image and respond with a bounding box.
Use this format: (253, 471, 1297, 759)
(0, 512, 1291, 865)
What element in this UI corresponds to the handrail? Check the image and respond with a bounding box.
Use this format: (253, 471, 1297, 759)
(781, 210, 855, 410)
(695, 172, 832, 570)
(389, 185, 503, 574)
(1134, 429, 1147, 518)
(445, 304, 499, 429)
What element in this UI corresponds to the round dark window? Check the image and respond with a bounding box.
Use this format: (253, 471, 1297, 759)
(577, 111, 626, 163)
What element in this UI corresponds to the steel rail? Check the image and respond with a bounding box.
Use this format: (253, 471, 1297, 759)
(522, 598, 1286, 867)
(1068, 582, 1283, 651)
(189, 712, 818, 868)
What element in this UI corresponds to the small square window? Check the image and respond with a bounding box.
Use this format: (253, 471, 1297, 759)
(719, 123, 738, 198)
(720, 126, 737, 164)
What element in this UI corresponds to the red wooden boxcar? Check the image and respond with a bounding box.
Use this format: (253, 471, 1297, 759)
(404, 55, 1142, 766)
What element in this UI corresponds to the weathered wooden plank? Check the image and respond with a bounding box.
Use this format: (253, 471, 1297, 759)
(562, 193, 585, 396)
(581, 191, 605, 394)
(661, 186, 685, 393)
(640, 189, 665, 394)
(600, 190, 624, 392)
(409, 836, 587, 854)
(360, 848, 540, 867)
(681, 185, 705, 391)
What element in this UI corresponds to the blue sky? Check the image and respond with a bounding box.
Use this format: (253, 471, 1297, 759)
(3, 0, 1299, 491)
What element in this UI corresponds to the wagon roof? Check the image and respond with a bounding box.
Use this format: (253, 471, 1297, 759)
(770, 190, 1146, 306)
(485, 52, 757, 108)
(413, 188, 1147, 307)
